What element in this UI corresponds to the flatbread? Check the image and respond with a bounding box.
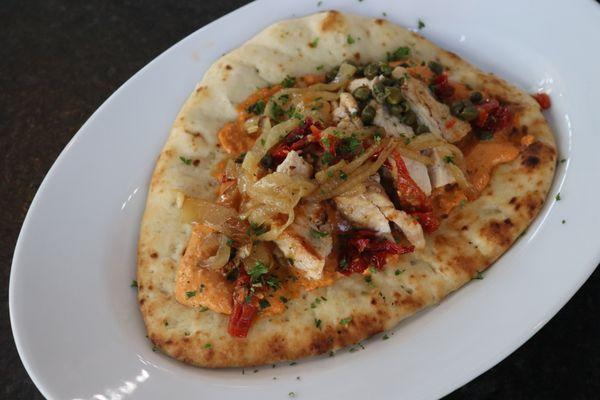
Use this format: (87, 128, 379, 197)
(137, 11, 556, 367)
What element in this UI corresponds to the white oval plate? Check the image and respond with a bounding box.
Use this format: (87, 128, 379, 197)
(10, 1, 600, 399)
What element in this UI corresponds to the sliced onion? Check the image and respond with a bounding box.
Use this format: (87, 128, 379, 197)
(307, 63, 357, 91)
(182, 198, 249, 244)
(394, 146, 433, 165)
(199, 233, 231, 270)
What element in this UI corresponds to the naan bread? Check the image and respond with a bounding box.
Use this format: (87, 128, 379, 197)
(137, 11, 556, 367)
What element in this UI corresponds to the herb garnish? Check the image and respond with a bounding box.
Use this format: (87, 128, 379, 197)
(387, 46, 411, 61)
(418, 19, 425, 29)
(310, 228, 329, 238)
(203, 343, 212, 349)
(309, 37, 320, 48)
(281, 75, 296, 88)
(347, 34, 355, 44)
(443, 155, 455, 164)
(248, 261, 269, 282)
(340, 316, 352, 325)
(259, 298, 271, 309)
(315, 318, 322, 329)
(185, 290, 197, 299)
(555, 193, 562, 201)
(247, 99, 265, 115)
(179, 156, 192, 165)
(248, 221, 269, 236)
(130, 280, 138, 288)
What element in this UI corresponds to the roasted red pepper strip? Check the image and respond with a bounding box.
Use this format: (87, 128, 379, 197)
(228, 269, 257, 338)
(532, 93, 551, 110)
(475, 99, 512, 132)
(340, 230, 414, 275)
(410, 211, 440, 233)
(389, 151, 431, 211)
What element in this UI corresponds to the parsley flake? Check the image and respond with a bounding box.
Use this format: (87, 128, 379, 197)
(443, 155, 455, 164)
(316, 64, 324, 71)
(248, 221, 269, 236)
(340, 316, 352, 325)
(310, 228, 329, 238)
(418, 18, 426, 30)
(248, 261, 269, 282)
(259, 298, 271, 309)
(309, 37, 320, 48)
(555, 193, 562, 201)
(185, 290, 196, 299)
(322, 151, 334, 165)
(279, 296, 289, 304)
(179, 156, 192, 165)
(382, 334, 390, 340)
(281, 75, 296, 88)
(130, 280, 138, 288)
(338, 171, 348, 180)
(347, 34, 356, 44)
(387, 46, 411, 61)
(474, 271, 484, 280)
(203, 343, 212, 349)
(395, 269, 405, 276)
(247, 99, 265, 115)
(315, 318, 322, 329)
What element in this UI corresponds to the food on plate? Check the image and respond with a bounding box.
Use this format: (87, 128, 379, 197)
(137, 11, 556, 367)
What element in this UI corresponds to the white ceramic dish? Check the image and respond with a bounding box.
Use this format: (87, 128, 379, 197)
(10, 0, 600, 399)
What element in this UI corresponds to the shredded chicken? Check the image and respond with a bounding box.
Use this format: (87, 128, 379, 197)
(372, 100, 414, 138)
(335, 176, 426, 248)
(274, 201, 332, 280)
(276, 150, 313, 178)
(427, 148, 456, 188)
(392, 66, 470, 143)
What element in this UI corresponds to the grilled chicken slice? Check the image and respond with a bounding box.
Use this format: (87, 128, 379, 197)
(372, 100, 415, 138)
(364, 179, 425, 249)
(276, 150, 313, 178)
(274, 201, 332, 280)
(392, 66, 470, 143)
(332, 92, 363, 128)
(334, 192, 391, 235)
(427, 148, 456, 188)
(335, 177, 425, 248)
(401, 156, 432, 196)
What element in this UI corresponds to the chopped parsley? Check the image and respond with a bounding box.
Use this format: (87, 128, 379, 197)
(382, 12, 387, 16)
(279, 296, 289, 304)
(130, 280, 138, 288)
(339, 258, 348, 269)
(338, 135, 362, 155)
(310, 297, 322, 308)
(309, 37, 320, 48)
(418, 18, 425, 30)
(179, 156, 192, 165)
(387, 46, 411, 61)
(364, 275, 375, 288)
(317, 0, 323, 6)
(185, 290, 197, 299)
(199, 306, 209, 312)
(373, 131, 382, 143)
(248, 221, 269, 236)
(347, 34, 356, 44)
(259, 298, 271, 309)
(316, 64, 324, 71)
(260, 138, 266, 147)
(310, 228, 329, 238)
(560, 158, 567, 163)
(315, 318, 322, 329)
(555, 193, 562, 201)
(281, 75, 296, 88)
(338, 171, 348, 180)
(562, 219, 566, 224)
(199, 283, 205, 293)
(340, 316, 352, 325)
(382, 334, 390, 340)
(248, 261, 269, 282)
(322, 151, 334, 165)
(395, 269, 405, 276)
(265, 275, 280, 290)
(226, 238, 234, 247)
(278, 94, 290, 104)
(247, 99, 265, 115)
(443, 155, 455, 164)
(473, 271, 484, 280)
(289, 392, 296, 398)
(479, 131, 493, 141)
(270, 102, 285, 120)
(327, 170, 334, 178)
(203, 343, 212, 349)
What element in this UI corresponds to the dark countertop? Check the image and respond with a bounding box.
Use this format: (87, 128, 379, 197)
(1, 1, 598, 399)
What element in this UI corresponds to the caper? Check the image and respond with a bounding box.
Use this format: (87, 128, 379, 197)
(388, 105, 403, 117)
(402, 111, 417, 126)
(381, 77, 396, 86)
(399, 101, 410, 113)
(353, 86, 371, 101)
(385, 87, 403, 105)
(260, 154, 274, 169)
(325, 67, 339, 83)
(372, 82, 387, 102)
(469, 91, 483, 104)
(415, 124, 429, 134)
(364, 63, 380, 79)
(428, 61, 444, 75)
(458, 106, 479, 121)
(450, 101, 465, 116)
(379, 62, 393, 76)
(361, 105, 376, 124)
